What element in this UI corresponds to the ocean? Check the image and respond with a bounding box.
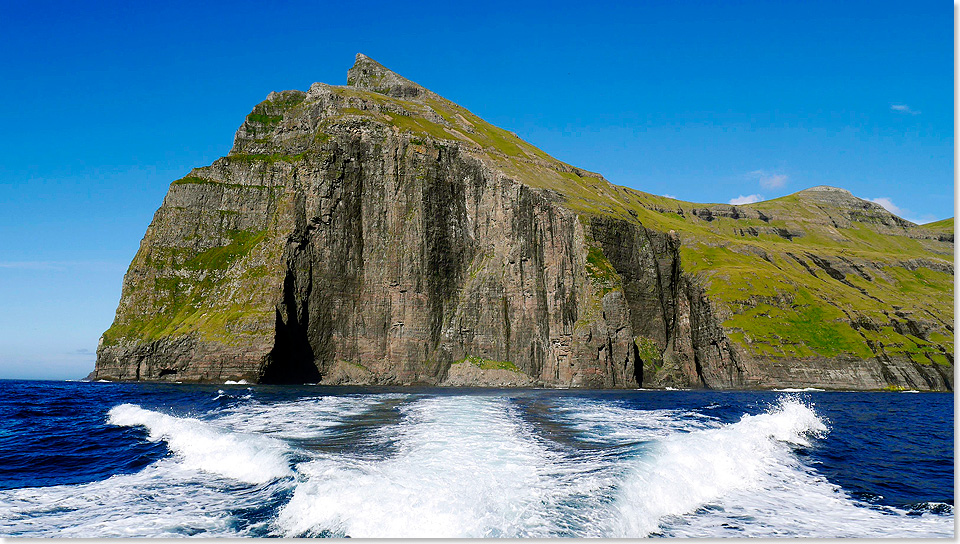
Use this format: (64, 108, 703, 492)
(0, 380, 952, 538)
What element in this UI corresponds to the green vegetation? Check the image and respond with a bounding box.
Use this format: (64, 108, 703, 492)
(101, 228, 273, 346)
(585, 245, 620, 295)
(183, 230, 267, 271)
(453, 355, 520, 372)
(634, 336, 663, 370)
(246, 113, 282, 125)
(922, 217, 954, 233)
(227, 152, 311, 164)
(170, 176, 275, 190)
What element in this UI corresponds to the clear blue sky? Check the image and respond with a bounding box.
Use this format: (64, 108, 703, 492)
(0, 0, 953, 379)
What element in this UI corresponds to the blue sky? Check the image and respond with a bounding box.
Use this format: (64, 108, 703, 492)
(0, 0, 953, 379)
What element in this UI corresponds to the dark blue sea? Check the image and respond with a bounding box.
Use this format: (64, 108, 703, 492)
(0, 380, 953, 538)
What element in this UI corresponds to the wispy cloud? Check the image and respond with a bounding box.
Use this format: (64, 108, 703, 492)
(0, 261, 65, 270)
(748, 170, 788, 190)
(729, 194, 763, 205)
(663, 194, 677, 199)
(867, 197, 903, 216)
(0, 260, 124, 271)
(891, 104, 920, 115)
(866, 196, 936, 224)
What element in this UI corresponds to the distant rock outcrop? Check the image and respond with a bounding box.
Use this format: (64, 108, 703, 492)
(93, 54, 954, 390)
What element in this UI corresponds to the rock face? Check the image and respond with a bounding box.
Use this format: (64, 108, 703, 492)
(93, 55, 954, 390)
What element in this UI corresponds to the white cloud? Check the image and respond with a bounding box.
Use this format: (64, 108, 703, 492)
(748, 170, 788, 189)
(663, 194, 677, 199)
(891, 104, 920, 114)
(913, 214, 941, 225)
(729, 194, 763, 205)
(867, 197, 903, 216)
(866, 196, 937, 224)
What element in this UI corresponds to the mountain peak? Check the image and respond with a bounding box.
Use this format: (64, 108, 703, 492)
(800, 185, 852, 195)
(795, 185, 864, 207)
(790, 185, 913, 227)
(346, 53, 427, 99)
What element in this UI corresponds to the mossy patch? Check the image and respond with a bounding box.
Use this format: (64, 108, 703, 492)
(227, 152, 311, 164)
(101, 228, 272, 346)
(585, 245, 621, 295)
(183, 230, 267, 271)
(453, 355, 520, 372)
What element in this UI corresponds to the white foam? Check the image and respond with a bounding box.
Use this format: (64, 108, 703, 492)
(609, 397, 953, 538)
(275, 396, 561, 538)
(223, 379, 249, 385)
(108, 404, 292, 483)
(2, 394, 951, 538)
(773, 387, 826, 392)
(610, 398, 826, 536)
(0, 461, 283, 537)
(551, 398, 714, 444)
(213, 394, 406, 439)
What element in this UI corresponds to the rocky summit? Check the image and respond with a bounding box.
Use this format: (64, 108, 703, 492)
(93, 54, 954, 390)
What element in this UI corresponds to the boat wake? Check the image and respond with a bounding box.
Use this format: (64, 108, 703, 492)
(0, 393, 952, 538)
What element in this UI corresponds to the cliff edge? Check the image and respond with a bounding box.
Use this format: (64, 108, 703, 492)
(93, 54, 954, 390)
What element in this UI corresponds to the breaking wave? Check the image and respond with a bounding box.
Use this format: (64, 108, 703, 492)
(108, 403, 293, 484)
(0, 389, 952, 538)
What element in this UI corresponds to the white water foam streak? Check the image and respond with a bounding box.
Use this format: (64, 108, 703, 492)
(213, 394, 405, 439)
(276, 395, 559, 538)
(609, 397, 953, 538)
(0, 461, 283, 537)
(612, 398, 826, 536)
(108, 404, 292, 484)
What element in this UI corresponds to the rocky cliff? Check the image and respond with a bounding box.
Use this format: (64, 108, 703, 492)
(93, 54, 954, 390)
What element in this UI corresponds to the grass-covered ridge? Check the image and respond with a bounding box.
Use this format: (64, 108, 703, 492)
(329, 58, 952, 365)
(110, 53, 952, 372)
(922, 217, 954, 233)
(102, 227, 275, 346)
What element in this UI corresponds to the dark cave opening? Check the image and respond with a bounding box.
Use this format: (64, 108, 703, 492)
(632, 342, 643, 386)
(260, 272, 321, 384)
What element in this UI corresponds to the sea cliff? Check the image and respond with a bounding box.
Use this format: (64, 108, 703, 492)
(93, 54, 954, 390)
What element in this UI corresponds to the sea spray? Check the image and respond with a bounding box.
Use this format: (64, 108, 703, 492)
(611, 397, 828, 536)
(108, 404, 292, 484)
(0, 383, 951, 538)
(275, 396, 558, 538)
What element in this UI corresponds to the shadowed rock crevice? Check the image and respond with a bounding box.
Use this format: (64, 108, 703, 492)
(261, 270, 320, 384)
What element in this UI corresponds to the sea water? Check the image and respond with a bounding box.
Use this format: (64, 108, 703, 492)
(0, 380, 952, 538)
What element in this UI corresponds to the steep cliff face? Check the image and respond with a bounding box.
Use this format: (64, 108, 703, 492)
(94, 54, 954, 390)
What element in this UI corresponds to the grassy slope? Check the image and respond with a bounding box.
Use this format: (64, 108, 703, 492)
(106, 64, 954, 368)
(317, 81, 953, 366)
(923, 217, 954, 233)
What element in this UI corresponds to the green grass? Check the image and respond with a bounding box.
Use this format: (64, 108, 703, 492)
(246, 113, 282, 125)
(585, 245, 621, 295)
(634, 336, 663, 368)
(453, 355, 520, 372)
(183, 230, 267, 271)
(101, 228, 271, 346)
(922, 217, 954, 233)
(170, 176, 275, 190)
(227, 152, 311, 164)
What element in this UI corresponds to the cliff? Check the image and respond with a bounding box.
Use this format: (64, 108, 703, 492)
(93, 54, 954, 390)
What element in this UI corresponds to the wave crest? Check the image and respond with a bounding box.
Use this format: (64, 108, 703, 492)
(108, 404, 292, 484)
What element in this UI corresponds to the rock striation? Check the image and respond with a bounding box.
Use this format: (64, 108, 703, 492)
(93, 54, 954, 390)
